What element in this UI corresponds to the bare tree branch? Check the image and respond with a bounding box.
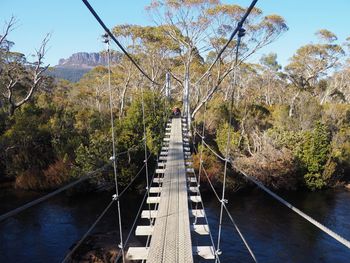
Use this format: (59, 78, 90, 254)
(0, 15, 17, 47)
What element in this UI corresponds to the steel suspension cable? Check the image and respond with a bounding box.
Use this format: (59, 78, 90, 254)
(207, 169, 256, 261)
(0, 165, 109, 222)
(106, 38, 125, 263)
(195, 0, 258, 85)
(115, 190, 147, 263)
(115, 170, 157, 263)
(239, 170, 350, 250)
(194, 170, 221, 263)
(0, 144, 145, 223)
(117, 156, 150, 199)
(197, 152, 257, 262)
(61, 199, 115, 263)
(115, 144, 166, 263)
(192, 94, 257, 261)
(81, 0, 160, 86)
(61, 158, 152, 263)
(198, 101, 207, 188)
(115, 143, 143, 157)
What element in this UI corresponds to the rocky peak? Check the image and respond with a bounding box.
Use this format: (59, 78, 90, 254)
(57, 52, 121, 68)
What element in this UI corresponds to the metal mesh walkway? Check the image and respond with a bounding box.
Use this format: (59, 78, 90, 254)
(147, 117, 193, 263)
(126, 117, 215, 262)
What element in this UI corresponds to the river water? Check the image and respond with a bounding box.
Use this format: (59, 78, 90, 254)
(0, 187, 349, 263)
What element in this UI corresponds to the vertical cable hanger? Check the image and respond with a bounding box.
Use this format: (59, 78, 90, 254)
(193, 98, 207, 225)
(140, 85, 152, 226)
(103, 33, 126, 263)
(215, 26, 246, 262)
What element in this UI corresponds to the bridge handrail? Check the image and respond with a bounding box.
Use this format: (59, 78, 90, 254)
(0, 165, 109, 222)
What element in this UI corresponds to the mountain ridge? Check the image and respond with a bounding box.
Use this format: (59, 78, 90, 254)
(48, 52, 121, 82)
(56, 52, 121, 68)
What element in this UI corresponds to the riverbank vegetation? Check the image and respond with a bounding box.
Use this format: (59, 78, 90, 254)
(1, 1, 350, 192)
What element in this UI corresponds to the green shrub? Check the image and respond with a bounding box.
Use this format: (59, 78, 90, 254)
(268, 122, 332, 190)
(216, 122, 241, 157)
(1, 104, 55, 177)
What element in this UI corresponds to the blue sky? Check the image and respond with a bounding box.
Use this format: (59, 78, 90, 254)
(1, 0, 349, 67)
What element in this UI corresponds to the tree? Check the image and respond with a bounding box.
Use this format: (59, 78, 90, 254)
(76, 66, 110, 113)
(259, 53, 282, 105)
(147, 1, 288, 126)
(0, 16, 16, 51)
(322, 67, 350, 104)
(191, 10, 288, 118)
(112, 24, 178, 117)
(285, 29, 345, 116)
(299, 122, 331, 190)
(0, 19, 50, 116)
(147, 0, 218, 126)
(285, 31, 344, 89)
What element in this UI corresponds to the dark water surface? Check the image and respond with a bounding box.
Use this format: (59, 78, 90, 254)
(0, 187, 350, 263)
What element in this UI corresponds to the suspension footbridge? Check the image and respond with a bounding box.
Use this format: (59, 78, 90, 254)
(1, 0, 350, 262)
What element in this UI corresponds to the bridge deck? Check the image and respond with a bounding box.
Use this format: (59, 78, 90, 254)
(127, 117, 215, 262)
(147, 117, 193, 263)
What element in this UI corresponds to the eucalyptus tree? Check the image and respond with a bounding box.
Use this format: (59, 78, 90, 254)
(192, 10, 288, 117)
(112, 24, 179, 116)
(146, 0, 218, 126)
(0, 18, 50, 116)
(323, 36, 350, 104)
(285, 29, 345, 116)
(258, 53, 282, 105)
(146, 0, 288, 125)
(326, 61, 350, 104)
(0, 16, 16, 51)
(76, 66, 109, 113)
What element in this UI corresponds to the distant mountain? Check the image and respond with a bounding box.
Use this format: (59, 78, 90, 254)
(57, 52, 121, 68)
(48, 52, 121, 82)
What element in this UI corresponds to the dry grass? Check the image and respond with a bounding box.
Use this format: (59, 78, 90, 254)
(234, 144, 299, 190)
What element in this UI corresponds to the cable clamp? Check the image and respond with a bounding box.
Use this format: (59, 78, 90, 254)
(109, 156, 115, 161)
(238, 27, 246, 38)
(220, 199, 228, 204)
(118, 243, 123, 249)
(215, 249, 222, 256)
(112, 194, 118, 201)
(102, 33, 109, 43)
(145, 186, 149, 190)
